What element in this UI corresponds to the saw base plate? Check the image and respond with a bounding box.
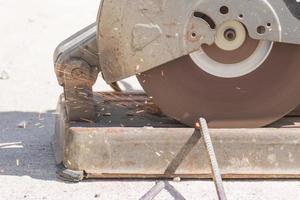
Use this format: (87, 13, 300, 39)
(53, 92, 300, 181)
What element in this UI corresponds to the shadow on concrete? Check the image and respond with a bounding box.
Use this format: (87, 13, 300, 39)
(140, 181, 186, 200)
(0, 110, 58, 181)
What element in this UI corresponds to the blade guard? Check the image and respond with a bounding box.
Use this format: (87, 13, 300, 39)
(97, 0, 300, 83)
(97, 0, 214, 83)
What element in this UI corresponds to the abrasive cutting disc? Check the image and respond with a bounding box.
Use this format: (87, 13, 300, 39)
(137, 38, 300, 128)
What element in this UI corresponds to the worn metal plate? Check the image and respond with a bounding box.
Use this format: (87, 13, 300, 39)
(54, 93, 300, 179)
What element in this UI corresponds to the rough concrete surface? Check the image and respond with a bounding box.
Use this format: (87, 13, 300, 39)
(0, 0, 300, 199)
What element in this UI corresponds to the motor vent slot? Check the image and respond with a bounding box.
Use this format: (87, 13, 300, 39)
(193, 12, 216, 29)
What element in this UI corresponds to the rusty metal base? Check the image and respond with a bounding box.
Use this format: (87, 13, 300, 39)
(53, 92, 300, 181)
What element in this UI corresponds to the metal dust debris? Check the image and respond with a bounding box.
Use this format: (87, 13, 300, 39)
(18, 121, 28, 129)
(0, 70, 9, 80)
(103, 112, 112, 116)
(136, 65, 140, 71)
(126, 111, 135, 116)
(173, 177, 181, 182)
(80, 118, 94, 123)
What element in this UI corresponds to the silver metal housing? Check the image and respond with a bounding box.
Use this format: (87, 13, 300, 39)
(97, 0, 300, 83)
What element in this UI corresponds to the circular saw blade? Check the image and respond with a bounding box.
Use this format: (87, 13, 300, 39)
(137, 42, 300, 128)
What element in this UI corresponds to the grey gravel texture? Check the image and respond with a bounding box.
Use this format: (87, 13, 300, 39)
(0, 0, 300, 199)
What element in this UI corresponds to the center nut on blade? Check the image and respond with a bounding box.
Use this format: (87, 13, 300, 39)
(215, 20, 246, 51)
(224, 29, 236, 41)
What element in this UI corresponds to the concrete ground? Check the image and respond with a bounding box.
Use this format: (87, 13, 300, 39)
(0, 0, 300, 199)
